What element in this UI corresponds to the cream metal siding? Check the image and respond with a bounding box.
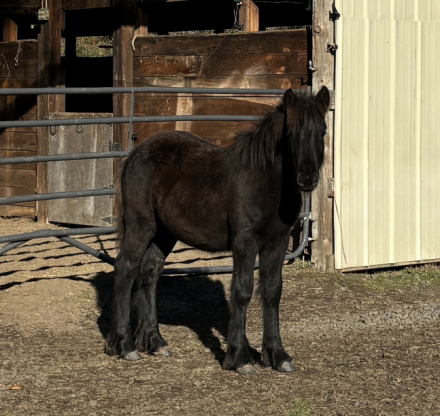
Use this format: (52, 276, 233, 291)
(334, 0, 440, 270)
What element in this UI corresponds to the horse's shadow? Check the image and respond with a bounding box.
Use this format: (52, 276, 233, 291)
(91, 271, 235, 365)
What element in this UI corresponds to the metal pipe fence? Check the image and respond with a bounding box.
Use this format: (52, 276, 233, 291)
(0, 86, 311, 274)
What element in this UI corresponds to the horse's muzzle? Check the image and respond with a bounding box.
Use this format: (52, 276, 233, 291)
(297, 172, 320, 191)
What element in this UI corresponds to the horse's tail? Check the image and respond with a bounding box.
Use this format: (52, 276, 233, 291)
(114, 159, 127, 248)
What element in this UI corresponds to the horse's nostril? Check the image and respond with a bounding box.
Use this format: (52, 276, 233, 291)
(297, 172, 319, 189)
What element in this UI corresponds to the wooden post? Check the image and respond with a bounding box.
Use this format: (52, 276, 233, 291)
(37, 0, 63, 223)
(134, 6, 148, 37)
(3, 18, 18, 41)
(239, 0, 259, 32)
(113, 0, 136, 164)
(311, 0, 336, 270)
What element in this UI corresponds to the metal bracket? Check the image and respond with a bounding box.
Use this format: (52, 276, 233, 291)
(327, 43, 338, 55)
(102, 216, 117, 224)
(329, 5, 340, 21)
(109, 142, 121, 151)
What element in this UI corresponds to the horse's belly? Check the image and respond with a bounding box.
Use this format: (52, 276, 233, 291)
(159, 201, 230, 252)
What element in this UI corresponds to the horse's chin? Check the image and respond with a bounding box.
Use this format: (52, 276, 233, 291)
(298, 184, 317, 192)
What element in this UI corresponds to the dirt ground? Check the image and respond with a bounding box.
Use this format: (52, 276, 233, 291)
(0, 217, 439, 416)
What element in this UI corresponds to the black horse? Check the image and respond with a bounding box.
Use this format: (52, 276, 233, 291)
(105, 87, 330, 374)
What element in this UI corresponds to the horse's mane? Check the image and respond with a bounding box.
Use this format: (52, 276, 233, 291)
(233, 90, 325, 170)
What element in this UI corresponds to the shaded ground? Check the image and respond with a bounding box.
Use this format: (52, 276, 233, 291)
(0, 218, 439, 416)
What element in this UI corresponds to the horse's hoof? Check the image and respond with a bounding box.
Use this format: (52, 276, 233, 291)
(236, 364, 256, 375)
(152, 346, 173, 357)
(277, 361, 296, 373)
(123, 350, 142, 361)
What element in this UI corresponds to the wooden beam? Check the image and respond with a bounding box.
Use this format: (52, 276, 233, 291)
(2, 18, 17, 42)
(239, 0, 259, 32)
(311, 0, 335, 270)
(62, 0, 111, 10)
(134, 7, 148, 37)
(37, 0, 64, 224)
(113, 0, 136, 182)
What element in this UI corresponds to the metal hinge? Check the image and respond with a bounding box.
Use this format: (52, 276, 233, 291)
(109, 142, 121, 151)
(329, 5, 340, 21)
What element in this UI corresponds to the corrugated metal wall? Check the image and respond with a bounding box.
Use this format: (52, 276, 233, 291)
(334, 0, 440, 270)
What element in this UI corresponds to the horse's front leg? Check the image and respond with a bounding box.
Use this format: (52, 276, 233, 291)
(258, 237, 295, 373)
(223, 233, 258, 375)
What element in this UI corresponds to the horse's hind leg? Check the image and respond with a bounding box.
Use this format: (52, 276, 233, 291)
(105, 219, 156, 360)
(258, 237, 295, 373)
(133, 232, 176, 356)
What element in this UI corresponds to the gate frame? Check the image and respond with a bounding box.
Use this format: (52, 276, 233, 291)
(0, 86, 312, 275)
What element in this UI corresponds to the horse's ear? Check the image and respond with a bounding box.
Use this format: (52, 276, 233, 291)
(283, 88, 298, 111)
(315, 86, 330, 111)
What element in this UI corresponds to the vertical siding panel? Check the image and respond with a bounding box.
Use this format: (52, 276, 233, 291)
(362, 17, 370, 266)
(334, 3, 344, 269)
(414, 21, 422, 260)
(433, 0, 440, 21)
(388, 17, 396, 264)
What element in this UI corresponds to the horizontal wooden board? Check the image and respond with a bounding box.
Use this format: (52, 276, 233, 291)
(0, 167, 36, 188)
(0, 205, 35, 217)
(134, 95, 278, 117)
(134, 120, 255, 142)
(0, 186, 35, 207)
(0, 150, 36, 170)
(62, 0, 111, 10)
(0, 41, 38, 60)
(0, 96, 37, 115)
(133, 30, 308, 56)
(0, 59, 38, 78)
(134, 52, 308, 77)
(0, 132, 37, 151)
(0, 78, 38, 89)
(134, 74, 309, 90)
(0, 114, 37, 133)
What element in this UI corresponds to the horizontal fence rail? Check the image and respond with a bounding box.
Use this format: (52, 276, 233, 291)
(0, 86, 311, 275)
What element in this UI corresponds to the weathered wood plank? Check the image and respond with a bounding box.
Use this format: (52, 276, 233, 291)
(134, 74, 308, 90)
(311, 0, 335, 271)
(134, 95, 278, 116)
(134, 120, 254, 142)
(0, 205, 35, 217)
(0, 167, 36, 188)
(0, 41, 38, 60)
(3, 18, 18, 42)
(134, 52, 308, 77)
(133, 30, 307, 56)
(0, 150, 36, 170)
(0, 96, 37, 115)
(62, 0, 111, 10)
(0, 186, 35, 206)
(0, 132, 37, 151)
(0, 78, 37, 89)
(0, 59, 37, 78)
(0, 114, 37, 133)
(37, 0, 63, 223)
(239, 0, 259, 32)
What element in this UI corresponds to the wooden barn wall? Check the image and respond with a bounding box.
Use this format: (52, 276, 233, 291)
(0, 40, 37, 217)
(132, 30, 309, 145)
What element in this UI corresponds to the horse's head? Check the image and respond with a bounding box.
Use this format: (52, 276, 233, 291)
(283, 86, 330, 191)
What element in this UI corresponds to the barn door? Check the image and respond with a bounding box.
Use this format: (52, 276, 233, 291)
(334, 0, 440, 270)
(48, 113, 113, 227)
